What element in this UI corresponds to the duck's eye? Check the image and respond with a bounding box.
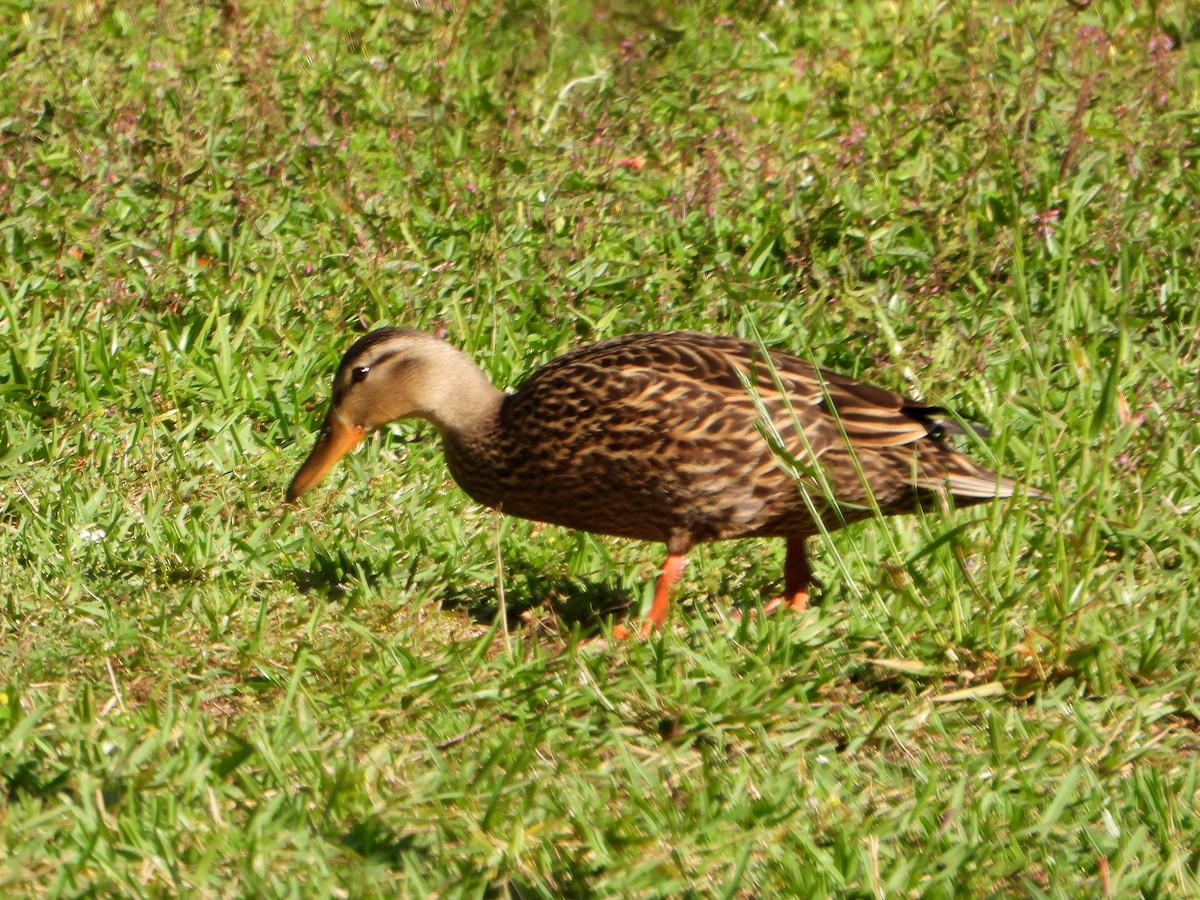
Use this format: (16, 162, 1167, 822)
(351, 366, 370, 383)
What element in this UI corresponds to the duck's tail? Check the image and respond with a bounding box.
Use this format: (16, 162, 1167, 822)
(919, 446, 1043, 503)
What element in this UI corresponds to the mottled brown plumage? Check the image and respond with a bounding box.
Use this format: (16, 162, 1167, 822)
(288, 329, 1026, 635)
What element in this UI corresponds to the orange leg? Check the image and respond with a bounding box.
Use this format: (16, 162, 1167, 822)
(612, 551, 687, 639)
(761, 537, 813, 615)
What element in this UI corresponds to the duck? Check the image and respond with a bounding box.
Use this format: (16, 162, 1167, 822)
(287, 329, 1027, 637)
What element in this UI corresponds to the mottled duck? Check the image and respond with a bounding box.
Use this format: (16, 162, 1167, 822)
(288, 330, 1027, 637)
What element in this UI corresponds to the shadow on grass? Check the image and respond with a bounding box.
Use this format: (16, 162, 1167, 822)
(336, 816, 427, 867)
(440, 561, 636, 638)
(339, 815, 605, 894)
(289, 548, 394, 602)
(289, 552, 635, 636)
(336, 811, 600, 897)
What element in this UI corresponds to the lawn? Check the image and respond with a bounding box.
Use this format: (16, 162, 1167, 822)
(2, 0, 1199, 895)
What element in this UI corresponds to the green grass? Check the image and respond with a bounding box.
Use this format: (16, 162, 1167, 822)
(2, 0, 1199, 894)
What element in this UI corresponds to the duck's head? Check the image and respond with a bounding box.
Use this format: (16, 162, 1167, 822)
(286, 328, 499, 502)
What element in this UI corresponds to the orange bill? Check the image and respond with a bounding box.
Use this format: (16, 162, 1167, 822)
(286, 413, 366, 501)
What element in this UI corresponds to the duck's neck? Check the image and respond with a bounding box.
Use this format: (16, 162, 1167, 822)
(438, 397, 515, 514)
(421, 350, 506, 440)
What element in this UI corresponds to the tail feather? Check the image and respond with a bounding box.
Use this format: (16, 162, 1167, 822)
(918, 449, 1042, 501)
(941, 470, 1023, 499)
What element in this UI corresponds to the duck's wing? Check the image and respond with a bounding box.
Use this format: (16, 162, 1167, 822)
(509, 331, 1018, 503)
